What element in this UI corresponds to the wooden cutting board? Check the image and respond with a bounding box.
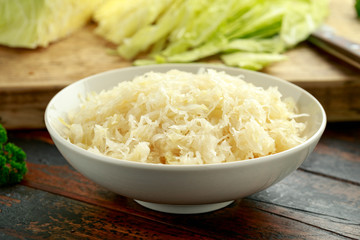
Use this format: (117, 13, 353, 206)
(0, 0, 359, 129)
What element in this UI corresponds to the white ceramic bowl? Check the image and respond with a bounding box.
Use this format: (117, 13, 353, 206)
(45, 64, 326, 214)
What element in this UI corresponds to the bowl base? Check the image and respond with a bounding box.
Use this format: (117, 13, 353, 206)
(134, 200, 234, 214)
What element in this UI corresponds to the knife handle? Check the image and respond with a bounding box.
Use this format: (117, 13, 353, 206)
(309, 29, 360, 69)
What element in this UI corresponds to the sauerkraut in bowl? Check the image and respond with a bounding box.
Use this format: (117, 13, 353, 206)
(60, 68, 308, 165)
(45, 64, 326, 213)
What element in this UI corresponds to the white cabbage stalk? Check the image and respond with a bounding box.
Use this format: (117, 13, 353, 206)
(93, 0, 174, 45)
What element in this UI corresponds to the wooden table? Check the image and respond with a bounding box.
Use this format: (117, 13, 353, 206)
(0, 122, 359, 239)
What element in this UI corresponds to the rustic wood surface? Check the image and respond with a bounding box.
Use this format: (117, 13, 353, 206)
(0, 0, 360, 129)
(0, 122, 359, 239)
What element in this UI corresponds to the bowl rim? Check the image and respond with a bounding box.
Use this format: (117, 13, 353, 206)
(44, 63, 327, 171)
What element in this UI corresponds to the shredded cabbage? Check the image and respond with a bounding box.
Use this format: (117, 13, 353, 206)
(63, 69, 307, 165)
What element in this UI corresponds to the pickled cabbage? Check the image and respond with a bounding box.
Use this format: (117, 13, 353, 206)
(63, 69, 307, 165)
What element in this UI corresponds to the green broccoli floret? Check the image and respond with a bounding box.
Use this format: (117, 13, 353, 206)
(0, 123, 7, 144)
(0, 124, 27, 186)
(357, 0, 360, 18)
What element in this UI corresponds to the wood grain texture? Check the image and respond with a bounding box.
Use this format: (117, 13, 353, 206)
(303, 82, 360, 122)
(0, 186, 347, 240)
(19, 163, 359, 239)
(301, 122, 360, 183)
(0, 24, 128, 88)
(2, 122, 359, 239)
(0, 0, 360, 129)
(0, 186, 210, 240)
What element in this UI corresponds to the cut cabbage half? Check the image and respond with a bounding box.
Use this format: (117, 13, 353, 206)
(0, 0, 102, 48)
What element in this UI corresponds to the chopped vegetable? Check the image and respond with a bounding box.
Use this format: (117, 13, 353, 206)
(0, 0, 102, 48)
(356, 0, 360, 17)
(62, 69, 307, 165)
(93, 0, 175, 45)
(94, 0, 329, 70)
(221, 52, 286, 70)
(0, 124, 27, 186)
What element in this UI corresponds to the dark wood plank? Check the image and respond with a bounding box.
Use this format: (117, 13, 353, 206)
(0, 185, 211, 240)
(20, 160, 360, 240)
(0, 185, 349, 240)
(6, 128, 360, 239)
(246, 200, 360, 240)
(300, 122, 360, 184)
(250, 171, 360, 239)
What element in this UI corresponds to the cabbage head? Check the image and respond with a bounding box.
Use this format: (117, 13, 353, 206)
(0, 0, 102, 48)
